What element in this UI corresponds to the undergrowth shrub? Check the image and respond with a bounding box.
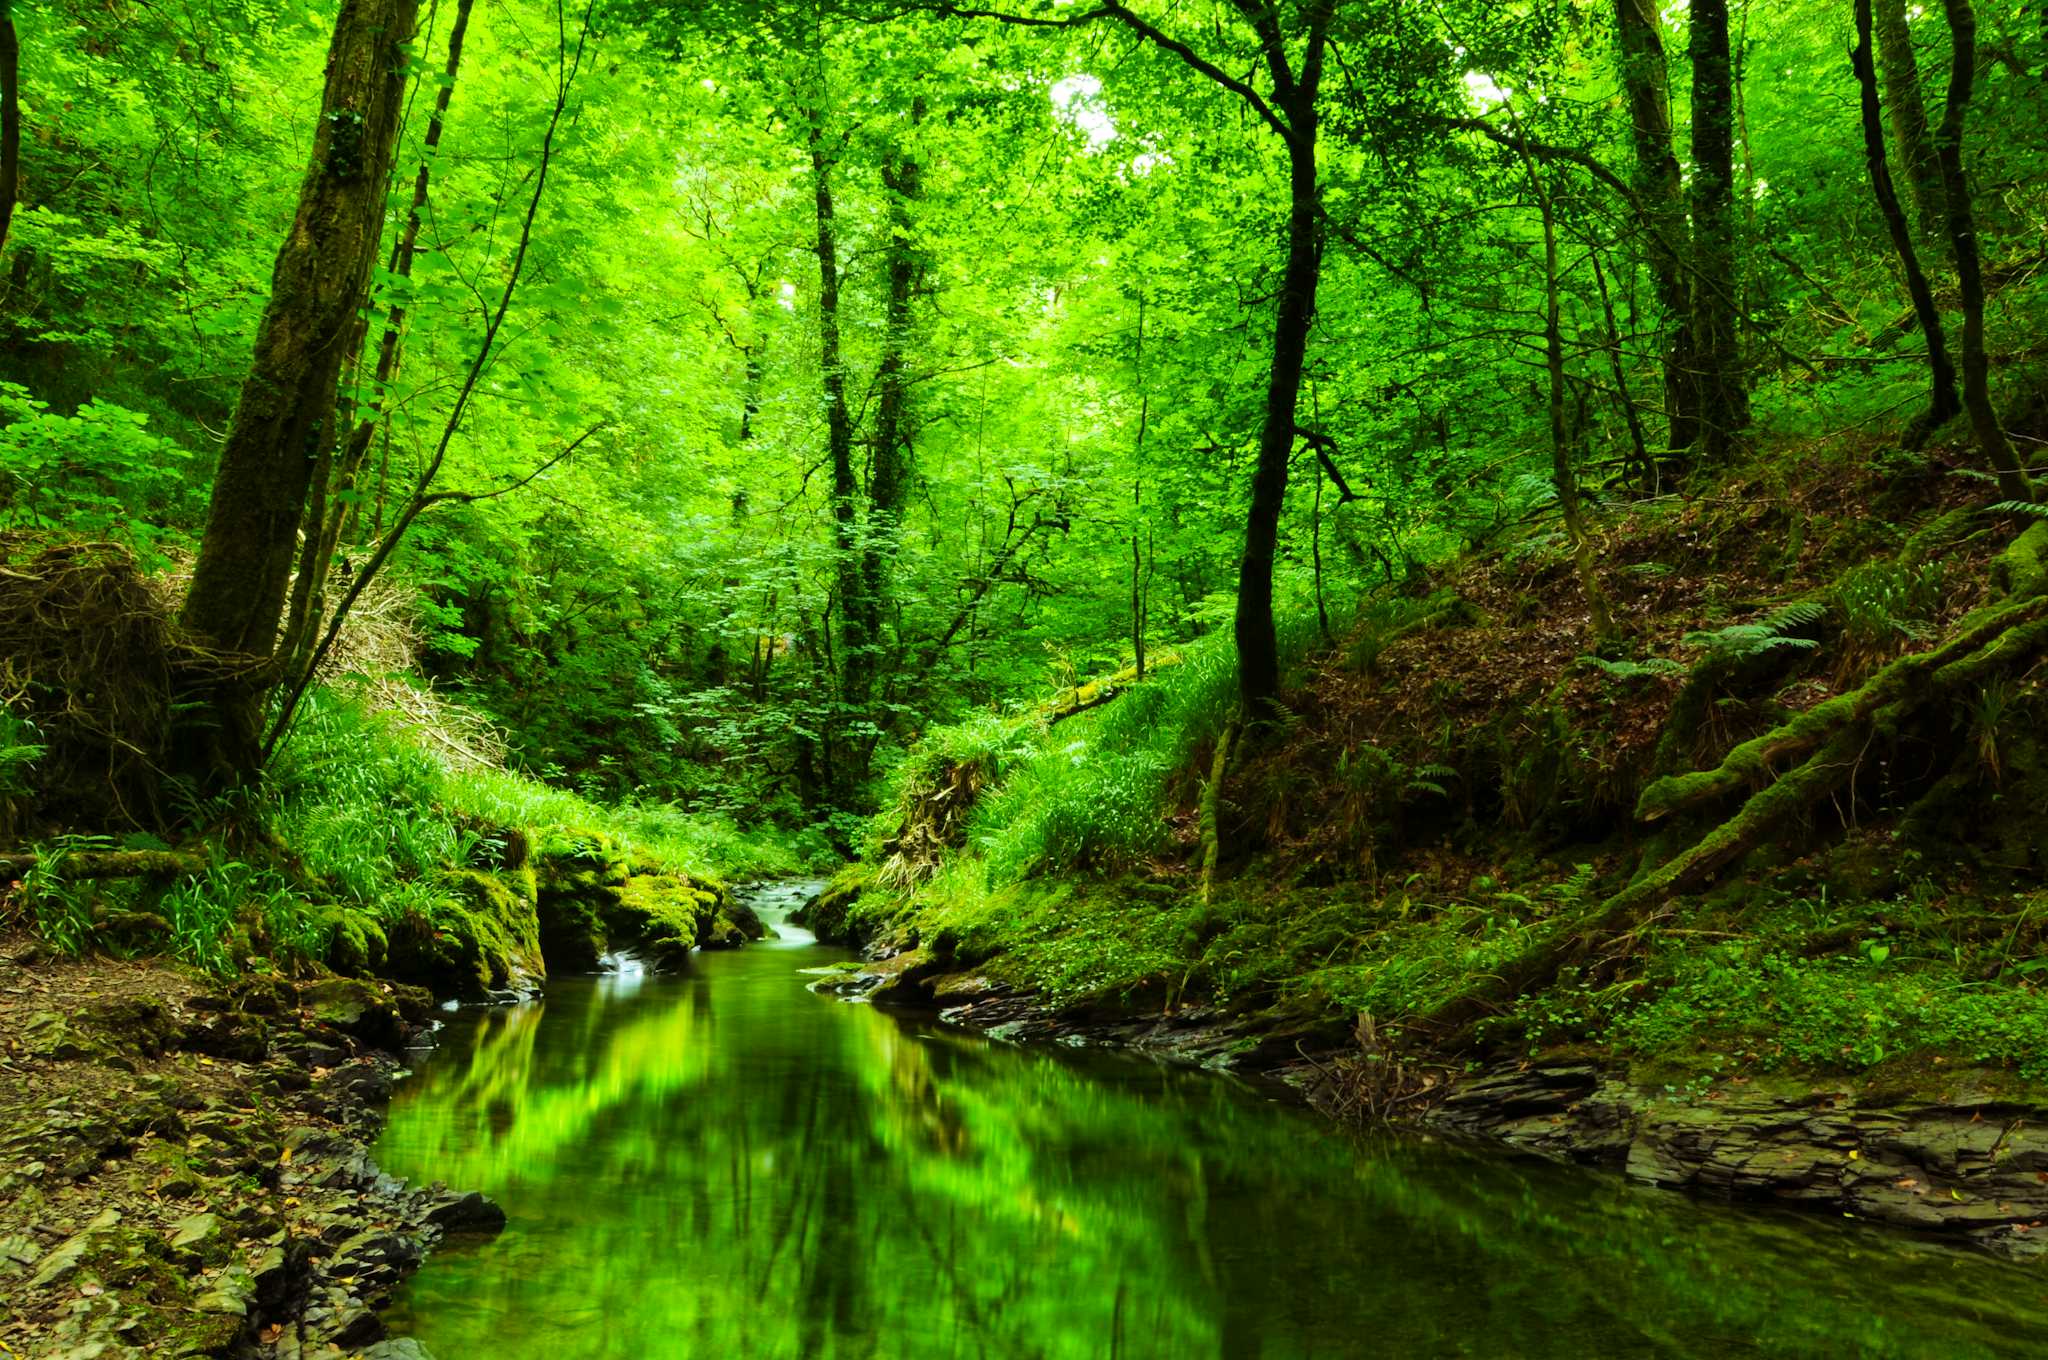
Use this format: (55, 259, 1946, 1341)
(269, 687, 814, 909)
(939, 613, 1328, 885)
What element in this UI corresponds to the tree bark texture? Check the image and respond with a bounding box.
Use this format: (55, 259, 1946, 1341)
(1935, 0, 2033, 501)
(1873, 0, 1946, 254)
(0, 3, 19, 259)
(1235, 22, 1328, 721)
(178, 0, 420, 777)
(1612, 0, 1696, 462)
(1853, 0, 1960, 436)
(1686, 0, 1748, 465)
(278, 0, 478, 692)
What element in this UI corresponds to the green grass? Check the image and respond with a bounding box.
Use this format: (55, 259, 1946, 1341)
(884, 611, 1329, 887)
(15, 685, 824, 977)
(269, 688, 821, 914)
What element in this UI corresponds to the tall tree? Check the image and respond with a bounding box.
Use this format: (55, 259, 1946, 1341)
(1687, 0, 1748, 464)
(1612, 0, 1694, 471)
(804, 86, 870, 803)
(0, 0, 18, 258)
(178, 0, 421, 779)
(1872, 0, 1945, 254)
(943, 0, 1339, 721)
(1934, 0, 2033, 501)
(279, 0, 481, 696)
(1852, 0, 1959, 437)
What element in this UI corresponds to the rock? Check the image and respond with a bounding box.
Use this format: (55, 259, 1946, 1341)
(180, 1014, 270, 1062)
(385, 982, 438, 1025)
(167, 1212, 228, 1266)
(424, 1190, 507, 1235)
(23, 1010, 102, 1062)
(26, 1231, 91, 1289)
(360, 1340, 437, 1360)
(80, 997, 179, 1056)
(229, 974, 300, 1015)
(299, 978, 404, 1050)
(0, 1231, 41, 1276)
(1420, 1061, 2048, 1259)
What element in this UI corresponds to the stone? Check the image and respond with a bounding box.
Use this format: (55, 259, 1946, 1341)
(424, 1190, 507, 1235)
(26, 1231, 91, 1289)
(299, 978, 404, 1050)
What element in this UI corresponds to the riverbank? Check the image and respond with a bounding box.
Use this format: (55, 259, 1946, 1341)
(803, 894, 2048, 1263)
(0, 935, 503, 1359)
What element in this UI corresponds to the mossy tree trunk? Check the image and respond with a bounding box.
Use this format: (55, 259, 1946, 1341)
(0, 0, 18, 258)
(1687, 0, 1749, 465)
(1612, 0, 1695, 471)
(854, 97, 925, 788)
(1873, 0, 1946, 256)
(177, 0, 420, 782)
(807, 98, 868, 808)
(1236, 9, 1331, 723)
(1852, 0, 1960, 438)
(1934, 0, 2034, 503)
(278, 0, 479, 695)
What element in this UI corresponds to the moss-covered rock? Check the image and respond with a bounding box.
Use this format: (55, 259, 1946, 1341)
(535, 829, 629, 971)
(535, 827, 628, 896)
(315, 905, 389, 976)
(300, 977, 404, 1049)
(799, 863, 874, 945)
(605, 871, 743, 964)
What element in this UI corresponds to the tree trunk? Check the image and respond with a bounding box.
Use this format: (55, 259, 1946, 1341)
(1935, 0, 2033, 502)
(1236, 71, 1323, 720)
(1132, 289, 1150, 677)
(1612, 0, 1696, 466)
(1513, 130, 1613, 637)
(1589, 246, 1654, 488)
(809, 117, 870, 801)
(1853, 0, 1961, 438)
(0, 3, 18, 258)
(1686, 0, 1749, 464)
(277, 0, 478, 692)
(854, 102, 924, 779)
(1873, 0, 1946, 255)
(177, 0, 420, 782)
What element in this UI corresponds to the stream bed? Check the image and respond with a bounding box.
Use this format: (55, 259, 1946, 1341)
(373, 882, 2048, 1358)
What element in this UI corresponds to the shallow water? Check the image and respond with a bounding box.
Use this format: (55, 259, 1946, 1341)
(375, 882, 2048, 1359)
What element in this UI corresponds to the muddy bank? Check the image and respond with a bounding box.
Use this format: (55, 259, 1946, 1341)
(809, 920, 2048, 1263)
(0, 937, 503, 1359)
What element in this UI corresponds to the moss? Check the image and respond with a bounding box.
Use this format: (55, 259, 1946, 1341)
(800, 862, 875, 944)
(534, 826, 628, 895)
(384, 876, 538, 1000)
(445, 869, 543, 972)
(315, 905, 388, 975)
(610, 871, 739, 960)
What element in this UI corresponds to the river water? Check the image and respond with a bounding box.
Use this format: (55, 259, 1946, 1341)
(374, 881, 2048, 1358)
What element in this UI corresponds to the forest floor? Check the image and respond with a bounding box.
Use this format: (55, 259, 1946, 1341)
(0, 935, 500, 1360)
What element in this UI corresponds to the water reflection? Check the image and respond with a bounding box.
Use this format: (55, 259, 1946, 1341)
(376, 933, 2048, 1359)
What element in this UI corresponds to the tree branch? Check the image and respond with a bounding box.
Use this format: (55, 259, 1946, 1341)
(936, 2, 1296, 147)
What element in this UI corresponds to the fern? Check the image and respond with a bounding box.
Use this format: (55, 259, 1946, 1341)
(1575, 654, 1685, 681)
(1989, 500, 2048, 519)
(1684, 600, 1826, 659)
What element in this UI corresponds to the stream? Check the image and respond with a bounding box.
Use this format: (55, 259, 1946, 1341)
(372, 881, 2048, 1358)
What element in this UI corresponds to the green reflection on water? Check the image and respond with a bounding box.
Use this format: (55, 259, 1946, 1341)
(375, 940, 2048, 1359)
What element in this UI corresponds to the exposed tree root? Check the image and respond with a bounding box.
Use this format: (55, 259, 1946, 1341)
(1636, 592, 2048, 822)
(1422, 527, 2048, 1044)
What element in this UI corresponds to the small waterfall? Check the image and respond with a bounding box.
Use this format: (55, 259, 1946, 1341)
(735, 878, 830, 949)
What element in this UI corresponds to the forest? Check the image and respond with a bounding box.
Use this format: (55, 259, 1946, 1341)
(4, 0, 2048, 1355)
